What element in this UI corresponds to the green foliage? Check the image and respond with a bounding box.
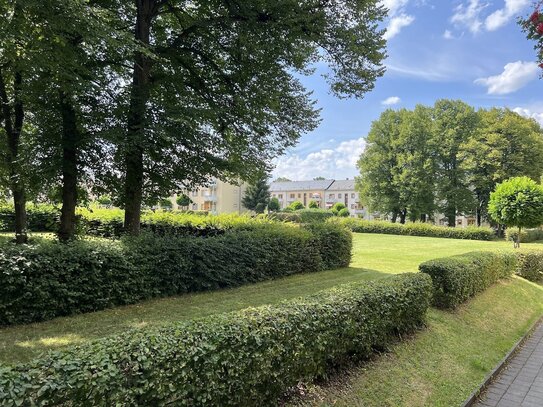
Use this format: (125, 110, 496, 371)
(268, 197, 280, 212)
(296, 209, 335, 223)
(274, 177, 292, 182)
(175, 194, 192, 208)
(0, 222, 351, 326)
(0, 274, 432, 406)
(331, 202, 346, 215)
(159, 198, 173, 209)
(337, 208, 350, 217)
(96, 196, 112, 207)
(0, 203, 58, 232)
(308, 200, 319, 209)
(289, 201, 304, 210)
(330, 218, 496, 241)
(242, 175, 270, 213)
(488, 177, 543, 232)
(506, 228, 543, 243)
(515, 250, 543, 282)
(419, 251, 517, 309)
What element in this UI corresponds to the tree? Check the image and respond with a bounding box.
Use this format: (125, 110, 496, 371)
(338, 207, 350, 217)
(289, 201, 304, 210)
(313, 176, 326, 180)
(268, 197, 281, 211)
(242, 175, 271, 213)
(488, 177, 543, 248)
(274, 177, 292, 182)
(461, 108, 543, 225)
(331, 202, 346, 215)
(159, 198, 173, 210)
(118, 0, 387, 235)
(520, 5, 543, 70)
(308, 200, 319, 209)
(176, 194, 192, 209)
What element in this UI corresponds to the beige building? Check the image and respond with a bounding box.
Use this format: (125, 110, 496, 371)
(270, 179, 372, 219)
(174, 179, 248, 214)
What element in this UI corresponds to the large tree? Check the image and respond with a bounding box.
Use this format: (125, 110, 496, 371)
(118, 0, 387, 235)
(460, 108, 543, 226)
(432, 99, 478, 227)
(242, 175, 271, 213)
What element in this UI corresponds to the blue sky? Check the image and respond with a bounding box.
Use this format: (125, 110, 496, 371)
(272, 0, 542, 181)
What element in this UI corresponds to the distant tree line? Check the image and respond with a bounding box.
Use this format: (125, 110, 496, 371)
(357, 100, 543, 226)
(0, 0, 387, 243)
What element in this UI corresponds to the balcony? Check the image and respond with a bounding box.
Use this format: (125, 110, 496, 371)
(202, 193, 217, 202)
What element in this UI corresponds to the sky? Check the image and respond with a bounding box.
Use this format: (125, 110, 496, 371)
(271, 0, 542, 181)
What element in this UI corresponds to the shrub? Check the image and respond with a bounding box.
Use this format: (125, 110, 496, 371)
(159, 198, 173, 209)
(289, 200, 304, 210)
(303, 222, 352, 269)
(308, 200, 319, 209)
(337, 208, 350, 217)
(419, 251, 517, 309)
(0, 223, 349, 326)
(268, 211, 302, 223)
(0, 274, 433, 406)
(506, 228, 543, 243)
(515, 250, 543, 282)
(331, 202, 346, 215)
(0, 203, 59, 232)
(268, 197, 280, 211)
(296, 208, 334, 223)
(330, 218, 496, 241)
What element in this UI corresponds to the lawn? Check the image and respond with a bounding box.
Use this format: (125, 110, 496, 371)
(0, 233, 541, 376)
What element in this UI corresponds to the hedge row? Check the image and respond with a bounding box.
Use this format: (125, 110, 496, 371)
(0, 204, 59, 232)
(0, 273, 433, 406)
(331, 218, 496, 241)
(0, 222, 352, 326)
(516, 250, 543, 282)
(506, 228, 543, 243)
(419, 251, 517, 309)
(270, 209, 335, 224)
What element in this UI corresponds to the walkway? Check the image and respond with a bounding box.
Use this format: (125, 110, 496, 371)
(475, 321, 543, 407)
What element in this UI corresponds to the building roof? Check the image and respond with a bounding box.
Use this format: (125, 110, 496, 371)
(270, 179, 334, 192)
(327, 179, 356, 191)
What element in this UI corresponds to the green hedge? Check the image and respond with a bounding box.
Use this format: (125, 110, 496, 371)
(0, 223, 351, 326)
(419, 251, 517, 309)
(515, 250, 543, 282)
(506, 228, 543, 243)
(331, 218, 496, 241)
(0, 274, 433, 406)
(0, 203, 59, 232)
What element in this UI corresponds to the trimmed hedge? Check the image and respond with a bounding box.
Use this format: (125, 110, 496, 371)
(270, 209, 335, 224)
(0, 273, 433, 406)
(419, 251, 517, 309)
(331, 218, 496, 241)
(0, 223, 351, 326)
(506, 228, 543, 243)
(0, 203, 59, 232)
(515, 250, 543, 282)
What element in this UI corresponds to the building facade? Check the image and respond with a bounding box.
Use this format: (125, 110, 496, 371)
(270, 179, 373, 219)
(174, 179, 248, 214)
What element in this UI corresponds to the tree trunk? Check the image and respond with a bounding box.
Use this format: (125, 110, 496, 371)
(399, 209, 407, 224)
(391, 211, 398, 223)
(420, 213, 427, 223)
(0, 69, 27, 244)
(123, 0, 156, 235)
(447, 207, 456, 228)
(58, 92, 79, 241)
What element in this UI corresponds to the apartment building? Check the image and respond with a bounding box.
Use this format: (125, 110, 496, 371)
(174, 179, 248, 214)
(270, 179, 372, 219)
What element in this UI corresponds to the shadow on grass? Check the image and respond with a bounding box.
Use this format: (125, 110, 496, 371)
(0, 266, 391, 366)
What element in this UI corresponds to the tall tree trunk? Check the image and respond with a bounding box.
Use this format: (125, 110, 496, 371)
(58, 92, 79, 241)
(391, 211, 398, 223)
(399, 209, 407, 224)
(123, 0, 156, 235)
(0, 69, 27, 244)
(446, 206, 456, 227)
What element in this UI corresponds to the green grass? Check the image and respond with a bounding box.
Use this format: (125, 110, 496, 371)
(292, 277, 543, 407)
(0, 233, 541, 371)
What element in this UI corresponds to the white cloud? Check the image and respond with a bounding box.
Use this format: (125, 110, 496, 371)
(382, 96, 401, 105)
(474, 61, 539, 94)
(384, 14, 415, 40)
(485, 0, 530, 31)
(380, 0, 409, 16)
(512, 106, 543, 126)
(451, 0, 487, 33)
(443, 29, 454, 39)
(273, 138, 366, 180)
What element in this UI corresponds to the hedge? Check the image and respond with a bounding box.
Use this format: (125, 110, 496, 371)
(515, 250, 543, 282)
(0, 203, 59, 232)
(506, 228, 543, 243)
(0, 223, 351, 326)
(0, 273, 433, 406)
(419, 251, 517, 309)
(331, 218, 496, 241)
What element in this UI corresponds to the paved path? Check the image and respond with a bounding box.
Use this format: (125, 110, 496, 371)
(474, 321, 543, 407)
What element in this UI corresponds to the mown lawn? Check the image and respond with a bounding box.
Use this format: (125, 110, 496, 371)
(0, 233, 541, 370)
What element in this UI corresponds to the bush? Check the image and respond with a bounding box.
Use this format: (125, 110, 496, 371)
(308, 200, 319, 209)
(268, 211, 302, 223)
(289, 201, 304, 210)
(506, 228, 543, 243)
(0, 223, 350, 326)
(0, 274, 433, 406)
(0, 203, 59, 232)
(331, 218, 496, 241)
(303, 222, 352, 269)
(331, 202, 346, 215)
(296, 208, 334, 223)
(419, 251, 517, 309)
(515, 250, 543, 282)
(337, 208, 350, 217)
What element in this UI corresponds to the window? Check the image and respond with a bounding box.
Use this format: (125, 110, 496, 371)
(290, 193, 295, 199)
(351, 204, 355, 209)
(351, 193, 355, 198)
(272, 194, 276, 197)
(338, 193, 342, 198)
(468, 218, 476, 226)
(329, 194, 335, 199)
(191, 190, 198, 197)
(278, 194, 283, 199)
(457, 219, 462, 226)
(298, 193, 301, 198)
